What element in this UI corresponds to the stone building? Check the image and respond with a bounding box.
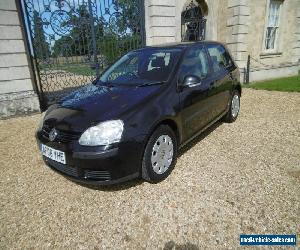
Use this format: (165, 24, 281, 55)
(145, 0, 300, 80)
(0, 0, 299, 118)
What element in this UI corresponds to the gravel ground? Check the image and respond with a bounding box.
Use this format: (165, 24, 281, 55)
(0, 89, 299, 249)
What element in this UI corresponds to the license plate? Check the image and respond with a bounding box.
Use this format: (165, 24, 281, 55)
(41, 144, 66, 164)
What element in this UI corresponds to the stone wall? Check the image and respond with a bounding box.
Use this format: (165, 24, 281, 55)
(247, 0, 299, 64)
(145, 0, 300, 81)
(144, 0, 177, 45)
(295, 7, 300, 62)
(247, 0, 300, 81)
(0, 0, 40, 118)
(225, 0, 250, 69)
(145, 0, 221, 45)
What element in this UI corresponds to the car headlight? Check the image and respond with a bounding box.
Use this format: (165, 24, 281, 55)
(38, 111, 46, 131)
(79, 120, 124, 146)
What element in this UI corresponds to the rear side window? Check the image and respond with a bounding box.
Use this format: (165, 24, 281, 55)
(178, 46, 209, 83)
(207, 44, 233, 73)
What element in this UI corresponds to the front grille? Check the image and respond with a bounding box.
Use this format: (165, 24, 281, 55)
(45, 158, 111, 182)
(42, 125, 80, 143)
(46, 159, 78, 177)
(84, 170, 111, 181)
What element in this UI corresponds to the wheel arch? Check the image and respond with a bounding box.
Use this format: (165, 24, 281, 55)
(234, 84, 242, 97)
(147, 118, 181, 145)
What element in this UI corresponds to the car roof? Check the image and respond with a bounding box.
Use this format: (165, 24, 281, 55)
(144, 40, 224, 49)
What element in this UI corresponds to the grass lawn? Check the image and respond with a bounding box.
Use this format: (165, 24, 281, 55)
(245, 75, 300, 92)
(57, 64, 96, 76)
(41, 63, 101, 76)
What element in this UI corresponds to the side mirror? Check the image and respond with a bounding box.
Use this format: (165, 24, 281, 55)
(181, 75, 202, 89)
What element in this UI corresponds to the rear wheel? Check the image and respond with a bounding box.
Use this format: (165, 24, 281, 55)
(224, 90, 240, 123)
(142, 125, 177, 183)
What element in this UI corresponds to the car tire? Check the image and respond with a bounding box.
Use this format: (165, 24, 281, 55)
(224, 90, 240, 123)
(142, 125, 178, 183)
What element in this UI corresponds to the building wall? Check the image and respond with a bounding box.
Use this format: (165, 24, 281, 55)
(218, 0, 251, 69)
(144, 0, 177, 45)
(0, 0, 40, 118)
(248, 0, 299, 64)
(145, 0, 220, 45)
(247, 0, 300, 81)
(144, 0, 300, 81)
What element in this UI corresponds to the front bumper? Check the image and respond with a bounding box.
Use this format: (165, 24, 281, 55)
(36, 131, 146, 185)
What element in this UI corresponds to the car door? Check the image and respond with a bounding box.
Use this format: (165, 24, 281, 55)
(206, 43, 234, 117)
(178, 45, 215, 142)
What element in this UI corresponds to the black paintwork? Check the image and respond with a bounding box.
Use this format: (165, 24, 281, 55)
(36, 41, 241, 185)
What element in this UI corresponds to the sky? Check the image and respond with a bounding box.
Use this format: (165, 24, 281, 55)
(22, 0, 133, 52)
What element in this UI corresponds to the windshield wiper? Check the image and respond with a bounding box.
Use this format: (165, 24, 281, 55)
(94, 79, 115, 88)
(105, 82, 115, 88)
(138, 81, 165, 87)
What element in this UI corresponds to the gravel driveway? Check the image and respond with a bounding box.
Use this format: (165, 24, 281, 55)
(0, 89, 299, 249)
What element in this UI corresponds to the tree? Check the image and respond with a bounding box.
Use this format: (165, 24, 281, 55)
(116, 0, 142, 35)
(52, 1, 143, 67)
(52, 5, 105, 58)
(52, 36, 74, 57)
(96, 0, 143, 64)
(32, 10, 50, 60)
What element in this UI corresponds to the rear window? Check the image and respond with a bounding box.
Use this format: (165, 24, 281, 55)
(207, 44, 233, 73)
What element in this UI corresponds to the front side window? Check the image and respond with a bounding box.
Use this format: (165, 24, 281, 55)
(207, 44, 233, 73)
(178, 46, 209, 83)
(264, 0, 282, 51)
(99, 48, 182, 86)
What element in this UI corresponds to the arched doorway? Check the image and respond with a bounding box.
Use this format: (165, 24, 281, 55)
(181, 0, 207, 41)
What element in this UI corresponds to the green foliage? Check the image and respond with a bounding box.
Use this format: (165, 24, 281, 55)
(52, 5, 103, 57)
(52, 36, 73, 57)
(33, 10, 50, 60)
(115, 0, 142, 34)
(52, 1, 142, 67)
(246, 75, 300, 92)
(97, 34, 142, 65)
(56, 63, 96, 76)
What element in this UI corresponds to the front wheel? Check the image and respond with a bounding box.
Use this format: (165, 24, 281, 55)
(142, 125, 178, 183)
(224, 90, 240, 123)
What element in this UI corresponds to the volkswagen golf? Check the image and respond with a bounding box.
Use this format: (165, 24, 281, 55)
(36, 41, 241, 185)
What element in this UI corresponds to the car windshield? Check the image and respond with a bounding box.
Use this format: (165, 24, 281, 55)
(99, 48, 182, 86)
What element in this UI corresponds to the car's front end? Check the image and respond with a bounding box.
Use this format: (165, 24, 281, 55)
(34, 82, 158, 185)
(35, 79, 175, 185)
(36, 109, 147, 185)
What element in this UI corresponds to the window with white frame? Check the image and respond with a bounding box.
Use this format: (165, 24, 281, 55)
(264, 0, 282, 51)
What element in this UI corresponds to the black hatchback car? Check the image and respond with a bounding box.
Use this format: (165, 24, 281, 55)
(36, 41, 241, 185)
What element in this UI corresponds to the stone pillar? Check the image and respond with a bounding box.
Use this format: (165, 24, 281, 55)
(294, 7, 300, 63)
(226, 0, 250, 69)
(205, 0, 218, 40)
(0, 0, 40, 118)
(144, 0, 177, 45)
